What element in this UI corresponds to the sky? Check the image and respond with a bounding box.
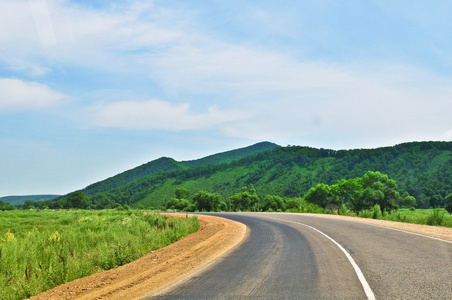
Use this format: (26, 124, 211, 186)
(1, 0, 452, 196)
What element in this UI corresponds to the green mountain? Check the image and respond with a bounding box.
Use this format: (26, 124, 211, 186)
(83, 157, 187, 196)
(83, 141, 280, 196)
(0, 195, 60, 205)
(181, 141, 280, 168)
(87, 141, 452, 209)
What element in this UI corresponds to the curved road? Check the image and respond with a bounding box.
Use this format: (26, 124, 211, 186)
(147, 213, 452, 299)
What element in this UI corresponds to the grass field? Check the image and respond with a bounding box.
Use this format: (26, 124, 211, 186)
(0, 209, 199, 300)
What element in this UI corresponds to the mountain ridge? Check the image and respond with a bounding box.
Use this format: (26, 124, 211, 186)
(82, 141, 280, 196)
(4, 141, 452, 210)
(88, 141, 452, 209)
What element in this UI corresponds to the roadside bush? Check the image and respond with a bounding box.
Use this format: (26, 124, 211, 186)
(372, 204, 382, 219)
(338, 204, 354, 216)
(426, 208, 445, 226)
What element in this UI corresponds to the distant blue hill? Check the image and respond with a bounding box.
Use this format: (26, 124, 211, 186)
(0, 195, 60, 205)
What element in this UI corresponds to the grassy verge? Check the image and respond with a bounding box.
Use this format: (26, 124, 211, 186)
(336, 205, 452, 228)
(0, 209, 199, 300)
(382, 208, 452, 227)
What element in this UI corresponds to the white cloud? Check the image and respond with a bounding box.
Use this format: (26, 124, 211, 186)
(94, 99, 249, 130)
(0, 0, 184, 75)
(0, 78, 65, 111)
(207, 62, 452, 146)
(29, 0, 57, 48)
(1, 0, 451, 148)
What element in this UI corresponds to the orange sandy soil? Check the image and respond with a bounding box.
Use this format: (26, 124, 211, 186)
(28, 214, 246, 300)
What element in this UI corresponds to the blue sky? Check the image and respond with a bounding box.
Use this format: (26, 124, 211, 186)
(1, 0, 452, 196)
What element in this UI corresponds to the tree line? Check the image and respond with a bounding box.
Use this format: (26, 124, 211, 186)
(164, 171, 451, 214)
(4, 171, 452, 215)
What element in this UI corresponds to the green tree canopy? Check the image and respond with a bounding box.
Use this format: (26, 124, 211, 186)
(400, 196, 417, 208)
(193, 191, 221, 212)
(175, 188, 191, 200)
(230, 185, 260, 212)
(166, 198, 193, 211)
(65, 191, 89, 209)
(304, 183, 342, 209)
(263, 195, 285, 212)
(359, 171, 399, 213)
(0, 200, 15, 211)
(303, 171, 401, 213)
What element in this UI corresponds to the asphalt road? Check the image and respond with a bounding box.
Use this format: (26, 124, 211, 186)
(148, 213, 452, 299)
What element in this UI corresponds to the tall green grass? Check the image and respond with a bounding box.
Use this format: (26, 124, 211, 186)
(337, 206, 452, 228)
(0, 210, 199, 300)
(383, 208, 452, 227)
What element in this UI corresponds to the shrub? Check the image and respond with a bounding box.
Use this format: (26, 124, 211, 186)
(372, 204, 382, 219)
(358, 209, 373, 219)
(426, 208, 445, 226)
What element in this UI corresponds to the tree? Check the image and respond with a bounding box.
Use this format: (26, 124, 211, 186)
(247, 185, 260, 211)
(23, 200, 35, 210)
(284, 197, 302, 210)
(335, 178, 362, 210)
(304, 183, 342, 211)
(428, 194, 443, 208)
(400, 196, 417, 208)
(358, 171, 399, 213)
(263, 195, 285, 212)
(230, 185, 260, 212)
(175, 188, 190, 201)
(445, 194, 452, 214)
(0, 200, 14, 211)
(166, 188, 194, 211)
(193, 191, 221, 212)
(65, 191, 89, 209)
(95, 196, 116, 209)
(166, 198, 193, 211)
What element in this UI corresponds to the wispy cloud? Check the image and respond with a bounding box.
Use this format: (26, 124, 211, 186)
(29, 0, 57, 48)
(93, 99, 249, 130)
(0, 78, 65, 111)
(0, 0, 183, 75)
(1, 0, 451, 144)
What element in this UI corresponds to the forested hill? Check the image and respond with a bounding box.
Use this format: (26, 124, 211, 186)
(181, 141, 280, 168)
(86, 141, 452, 209)
(82, 141, 280, 196)
(83, 157, 186, 196)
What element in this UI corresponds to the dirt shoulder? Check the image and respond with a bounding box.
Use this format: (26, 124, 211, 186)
(29, 214, 247, 300)
(300, 213, 452, 242)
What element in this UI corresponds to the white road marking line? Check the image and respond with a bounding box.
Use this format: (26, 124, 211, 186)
(263, 216, 376, 300)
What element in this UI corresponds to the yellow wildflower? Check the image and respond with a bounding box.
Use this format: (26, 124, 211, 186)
(48, 231, 61, 242)
(2, 231, 15, 242)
